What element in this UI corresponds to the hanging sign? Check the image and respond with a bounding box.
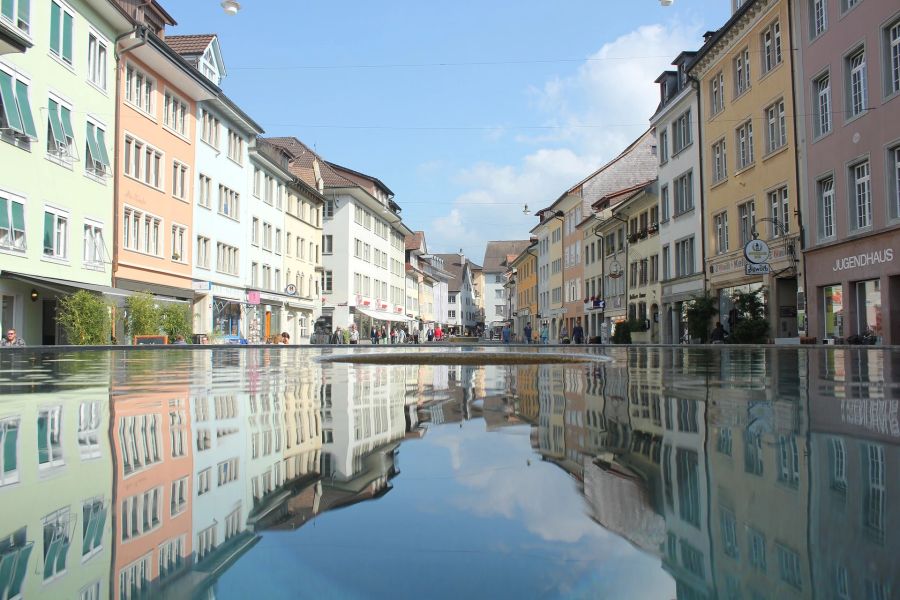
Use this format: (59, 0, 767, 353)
(744, 239, 771, 265)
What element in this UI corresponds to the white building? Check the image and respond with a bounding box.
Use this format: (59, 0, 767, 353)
(651, 52, 704, 344)
(482, 241, 532, 334)
(435, 253, 477, 334)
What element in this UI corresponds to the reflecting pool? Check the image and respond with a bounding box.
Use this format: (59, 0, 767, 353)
(0, 346, 897, 599)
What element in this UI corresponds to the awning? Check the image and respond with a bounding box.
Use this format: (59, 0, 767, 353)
(354, 305, 402, 322)
(116, 278, 193, 302)
(2, 271, 135, 299)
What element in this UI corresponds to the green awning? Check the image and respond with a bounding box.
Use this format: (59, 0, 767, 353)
(49, 1, 59, 54)
(85, 123, 100, 166)
(15, 80, 36, 138)
(95, 126, 110, 167)
(0, 71, 23, 134)
(47, 99, 64, 146)
(0, 552, 15, 595)
(9, 545, 31, 597)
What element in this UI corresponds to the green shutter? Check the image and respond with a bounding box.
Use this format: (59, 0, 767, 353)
(0, 71, 23, 134)
(1, 0, 12, 21)
(54, 538, 68, 573)
(61, 11, 72, 63)
(0, 198, 8, 231)
(85, 122, 100, 165)
(95, 126, 110, 167)
(10, 200, 23, 231)
(17, 0, 28, 27)
(15, 80, 36, 138)
(2, 423, 16, 472)
(42, 212, 53, 256)
(9, 545, 31, 597)
(81, 511, 96, 555)
(49, 2, 60, 55)
(42, 538, 59, 579)
(47, 99, 64, 146)
(60, 105, 73, 139)
(0, 552, 14, 596)
(92, 507, 106, 548)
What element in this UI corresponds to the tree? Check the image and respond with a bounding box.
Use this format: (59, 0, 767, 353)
(730, 288, 770, 344)
(685, 293, 719, 343)
(160, 303, 192, 341)
(56, 290, 111, 345)
(124, 293, 160, 339)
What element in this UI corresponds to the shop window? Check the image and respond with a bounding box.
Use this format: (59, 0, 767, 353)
(823, 285, 843, 340)
(855, 279, 881, 342)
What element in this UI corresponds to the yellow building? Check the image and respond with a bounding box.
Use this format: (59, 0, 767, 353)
(688, 0, 802, 340)
(620, 182, 662, 343)
(532, 209, 565, 341)
(510, 243, 538, 341)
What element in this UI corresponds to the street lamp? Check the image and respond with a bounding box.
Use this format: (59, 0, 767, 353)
(660, 0, 674, 6)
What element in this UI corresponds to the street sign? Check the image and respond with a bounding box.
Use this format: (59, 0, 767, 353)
(745, 263, 771, 275)
(744, 239, 771, 264)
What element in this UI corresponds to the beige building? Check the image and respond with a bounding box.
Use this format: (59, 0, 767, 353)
(621, 182, 662, 343)
(688, 0, 802, 340)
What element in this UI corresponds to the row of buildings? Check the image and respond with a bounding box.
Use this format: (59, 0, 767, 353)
(0, 0, 464, 344)
(500, 0, 900, 345)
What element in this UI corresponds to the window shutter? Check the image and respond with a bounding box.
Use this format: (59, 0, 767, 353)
(43, 212, 53, 253)
(0, 198, 8, 231)
(47, 99, 64, 147)
(60, 105, 74, 139)
(15, 80, 36, 138)
(1, 0, 13, 21)
(17, 0, 27, 27)
(85, 122, 101, 167)
(11, 199, 24, 232)
(62, 11, 73, 62)
(95, 126, 110, 167)
(49, 2, 60, 54)
(0, 71, 23, 133)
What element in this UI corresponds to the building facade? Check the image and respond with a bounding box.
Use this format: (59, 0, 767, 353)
(621, 181, 662, 343)
(482, 240, 531, 335)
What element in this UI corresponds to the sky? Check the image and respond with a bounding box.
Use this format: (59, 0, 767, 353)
(169, 0, 732, 260)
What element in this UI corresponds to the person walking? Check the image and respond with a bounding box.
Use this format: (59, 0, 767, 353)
(370, 326, 377, 345)
(523, 322, 533, 344)
(501, 323, 511, 344)
(559, 323, 569, 344)
(380, 325, 388, 345)
(350, 325, 359, 344)
(710, 322, 728, 344)
(539, 323, 549, 345)
(572, 321, 584, 344)
(435, 325, 443, 341)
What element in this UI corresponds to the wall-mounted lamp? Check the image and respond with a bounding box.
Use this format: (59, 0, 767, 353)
(30, 289, 39, 302)
(221, 0, 241, 15)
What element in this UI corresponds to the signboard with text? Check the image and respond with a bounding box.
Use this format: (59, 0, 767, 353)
(746, 263, 771, 276)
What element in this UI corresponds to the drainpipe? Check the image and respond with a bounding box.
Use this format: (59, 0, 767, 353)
(688, 73, 708, 298)
(111, 25, 149, 289)
(787, 0, 807, 337)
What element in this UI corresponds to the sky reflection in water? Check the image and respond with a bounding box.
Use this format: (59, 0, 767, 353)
(0, 346, 897, 599)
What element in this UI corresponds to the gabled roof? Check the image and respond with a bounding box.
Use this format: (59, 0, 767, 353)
(405, 231, 425, 252)
(326, 161, 394, 199)
(264, 137, 356, 190)
(482, 240, 532, 273)
(165, 34, 215, 55)
(433, 254, 471, 292)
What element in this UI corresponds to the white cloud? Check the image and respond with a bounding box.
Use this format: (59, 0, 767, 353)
(428, 21, 701, 257)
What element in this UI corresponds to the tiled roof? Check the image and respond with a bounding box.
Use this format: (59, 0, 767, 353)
(264, 137, 356, 189)
(405, 231, 424, 251)
(433, 254, 468, 292)
(165, 34, 215, 56)
(482, 240, 532, 272)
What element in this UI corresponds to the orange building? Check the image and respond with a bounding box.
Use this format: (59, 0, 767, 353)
(112, 3, 218, 303)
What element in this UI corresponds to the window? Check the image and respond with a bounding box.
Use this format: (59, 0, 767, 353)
(118, 414, 161, 476)
(197, 468, 211, 495)
(124, 64, 154, 115)
(660, 185, 670, 222)
(761, 20, 783, 73)
(81, 498, 106, 557)
(216, 242, 239, 275)
(274, 228, 281, 254)
(748, 527, 767, 571)
(734, 47, 751, 95)
(170, 224, 186, 262)
(777, 543, 803, 590)
(262, 223, 272, 251)
(715, 211, 729, 254)
(675, 237, 695, 277)
(0, 69, 38, 139)
(765, 99, 787, 153)
(818, 176, 835, 239)
(721, 508, 739, 558)
(736, 120, 754, 169)
(163, 92, 187, 136)
(227, 129, 242, 163)
(197, 174, 211, 208)
(81, 581, 101, 600)
(119, 554, 151, 599)
(768, 186, 789, 237)
(851, 160, 872, 229)
(43, 207, 68, 259)
(863, 443, 885, 542)
(710, 71, 725, 114)
(658, 128, 668, 164)
(847, 48, 867, 118)
(673, 109, 692, 153)
(841, 0, 860, 13)
(120, 487, 161, 541)
(777, 435, 800, 487)
(46, 97, 75, 160)
(196, 235, 210, 268)
(197, 525, 217, 562)
(49, 1, 74, 65)
(0, 194, 27, 251)
(199, 109, 219, 147)
(324, 199, 334, 218)
(84, 122, 111, 177)
(218, 185, 239, 220)
(811, 0, 827, 37)
(250, 262, 258, 287)
(322, 270, 333, 293)
(158, 536, 184, 579)
(813, 73, 831, 137)
(891, 146, 900, 220)
(712, 139, 727, 183)
(225, 507, 241, 541)
(251, 217, 259, 246)
(87, 33, 108, 89)
(0, 417, 20, 486)
(673, 171, 693, 215)
(170, 477, 188, 517)
(322, 234, 333, 254)
(123, 134, 163, 189)
(171, 161, 188, 200)
(82, 221, 104, 267)
(0, 0, 29, 33)
(122, 206, 162, 256)
(662, 244, 670, 280)
(217, 457, 238, 486)
(739, 201, 756, 245)
(42, 507, 71, 579)
(888, 19, 900, 95)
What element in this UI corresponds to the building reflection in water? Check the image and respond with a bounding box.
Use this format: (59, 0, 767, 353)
(0, 347, 896, 599)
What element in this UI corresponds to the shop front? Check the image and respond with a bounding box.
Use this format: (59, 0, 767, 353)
(804, 234, 898, 344)
(192, 282, 246, 339)
(353, 303, 404, 341)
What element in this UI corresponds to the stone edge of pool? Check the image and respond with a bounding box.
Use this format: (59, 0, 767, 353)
(315, 352, 612, 365)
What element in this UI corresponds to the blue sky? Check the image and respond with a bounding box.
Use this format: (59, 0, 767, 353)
(170, 0, 731, 259)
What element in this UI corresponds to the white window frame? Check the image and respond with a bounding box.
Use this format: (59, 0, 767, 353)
(811, 0, 827, 38)
(673, 109, 692, 154)
(197, 173, 211, 208)
(217, 184, 239, 221)
(43, 205, 69, 260)
(765, 99, 787, 154)
(171, 160, 188, 200)
(736, 120, 754, 169)
(850, 159, 872, 230)
(46, 93, 77, 163)
(0, 0, 30, 34)
(818, 176, 835, 240)
(768, 186, 790, 238)
(813, 72, 831, 137)
(196, 235, 210, 269)
(49, 0, 75, 67)
(0, 190, 27, 252)
(712, 139, 727, 183)
(122, 204, 163, 257)
(888, 19, 900, 96)
(124, 62, 155, 117)
(715, 211, 729, 254)
(761, 20, 783, 74)
(170, 222, 187, 263)
(86, 29, 109, 91)
(162, 88, 188, 138)
(734, 47, 751, 96)
(82, 219, 104, 269)
(847, 47, 868, 119)
(122, 132, 164, 190)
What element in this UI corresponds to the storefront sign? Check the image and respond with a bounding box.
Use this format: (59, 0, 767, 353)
(192, 281, 211, 291)
(832, 249, 893, 272)
(246, 291, 261, 305)
(744, 239, 771, 264)
(746, 263, 770, 275)
(285, 284, 297, 296)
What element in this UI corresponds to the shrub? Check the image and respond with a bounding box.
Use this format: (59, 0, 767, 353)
(124, 293, 160, 339)
(685, 293, 719, 343)
(160, 304, 193, 341)
(612, 320, 635, 344)
(730, 288, 770, 344)
(56, 290, 111, 345)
